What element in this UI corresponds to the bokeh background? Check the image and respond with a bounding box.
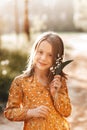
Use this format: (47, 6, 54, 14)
(0, 0, 87, 130)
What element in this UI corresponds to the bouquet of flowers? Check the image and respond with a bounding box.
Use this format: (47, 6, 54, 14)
(50, 55, 73, 76)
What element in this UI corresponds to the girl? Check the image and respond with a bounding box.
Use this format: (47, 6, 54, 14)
(4, 32, 72, 130)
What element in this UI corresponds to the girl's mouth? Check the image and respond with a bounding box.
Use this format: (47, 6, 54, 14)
(38, 62, 47, 66)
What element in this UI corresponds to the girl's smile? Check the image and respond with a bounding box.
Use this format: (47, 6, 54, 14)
(38, 61, 47, 66)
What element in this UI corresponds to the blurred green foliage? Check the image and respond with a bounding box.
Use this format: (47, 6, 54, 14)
(0, 49, 28, 102)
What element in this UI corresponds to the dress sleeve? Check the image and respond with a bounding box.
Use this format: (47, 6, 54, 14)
(53, 77, 72, 117)
(4, 77, 28, 121)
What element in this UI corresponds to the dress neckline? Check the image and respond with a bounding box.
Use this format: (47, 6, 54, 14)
(33, 75, 50, 90)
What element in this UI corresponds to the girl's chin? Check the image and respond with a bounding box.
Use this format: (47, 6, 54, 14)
(37, 67, 47, 71)
(36, 65, 48, 71)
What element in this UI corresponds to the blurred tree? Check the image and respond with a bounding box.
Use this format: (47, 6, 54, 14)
(15, 0, 19, 34)
(24, 0, 30, 40)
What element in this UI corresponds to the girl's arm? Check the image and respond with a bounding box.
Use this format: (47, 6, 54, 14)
(50, 76, 72, 117)
(4, 77, 28, 121)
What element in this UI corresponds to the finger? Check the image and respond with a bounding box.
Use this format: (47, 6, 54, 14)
(54, 81, 62, 86)
(51, 80, 61, 85)
(39, 110, 49, 118)
(39, 112, 47, 118)
(40, 109, 49, 115)
(50, 80, 59, 86)
(54, 75, 61, 78)
(54, 75, 62, 81)
(39, 106, 50, 113)
(52, 78, 61, 83)
(41, 106, 50, 112)
(50, 82, 59, 89)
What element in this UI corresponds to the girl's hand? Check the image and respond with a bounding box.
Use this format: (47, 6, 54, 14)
(49, 75, 62, 97)
(27, 105, 50, 119)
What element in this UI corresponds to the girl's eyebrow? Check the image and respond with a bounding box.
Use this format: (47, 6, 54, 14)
(38, 49, 52, 54)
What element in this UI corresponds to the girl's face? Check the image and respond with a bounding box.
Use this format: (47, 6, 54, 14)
(33, 40, 53, 72)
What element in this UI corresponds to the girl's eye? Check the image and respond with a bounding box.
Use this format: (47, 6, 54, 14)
(48, 54, 52, 57)
(38, 51, 43, 54)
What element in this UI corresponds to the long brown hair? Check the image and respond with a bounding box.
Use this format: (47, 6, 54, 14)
(23, 31, 66, 80)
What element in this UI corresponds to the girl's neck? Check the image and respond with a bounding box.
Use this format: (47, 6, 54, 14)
(34, 68, 48, 78)
(34, 68, 49, 86)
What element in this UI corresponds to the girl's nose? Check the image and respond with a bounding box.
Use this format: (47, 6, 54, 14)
(41, 54, 47, 60)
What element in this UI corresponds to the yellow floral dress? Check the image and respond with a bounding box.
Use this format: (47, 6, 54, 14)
(4, 75, 71, 130)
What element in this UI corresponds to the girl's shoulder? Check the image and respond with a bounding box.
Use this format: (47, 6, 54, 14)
(10, 75, 33, 90)
(14, 74, 25, 82)
(14, 74, 33, 84)
(9, 75, 33, 93)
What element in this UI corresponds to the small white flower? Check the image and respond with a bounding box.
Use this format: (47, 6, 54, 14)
(1, 60, 9, 66)
(2, 70, 7, 75)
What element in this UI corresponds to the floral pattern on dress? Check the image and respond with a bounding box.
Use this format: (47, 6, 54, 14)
(4, 75, 71, 130)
